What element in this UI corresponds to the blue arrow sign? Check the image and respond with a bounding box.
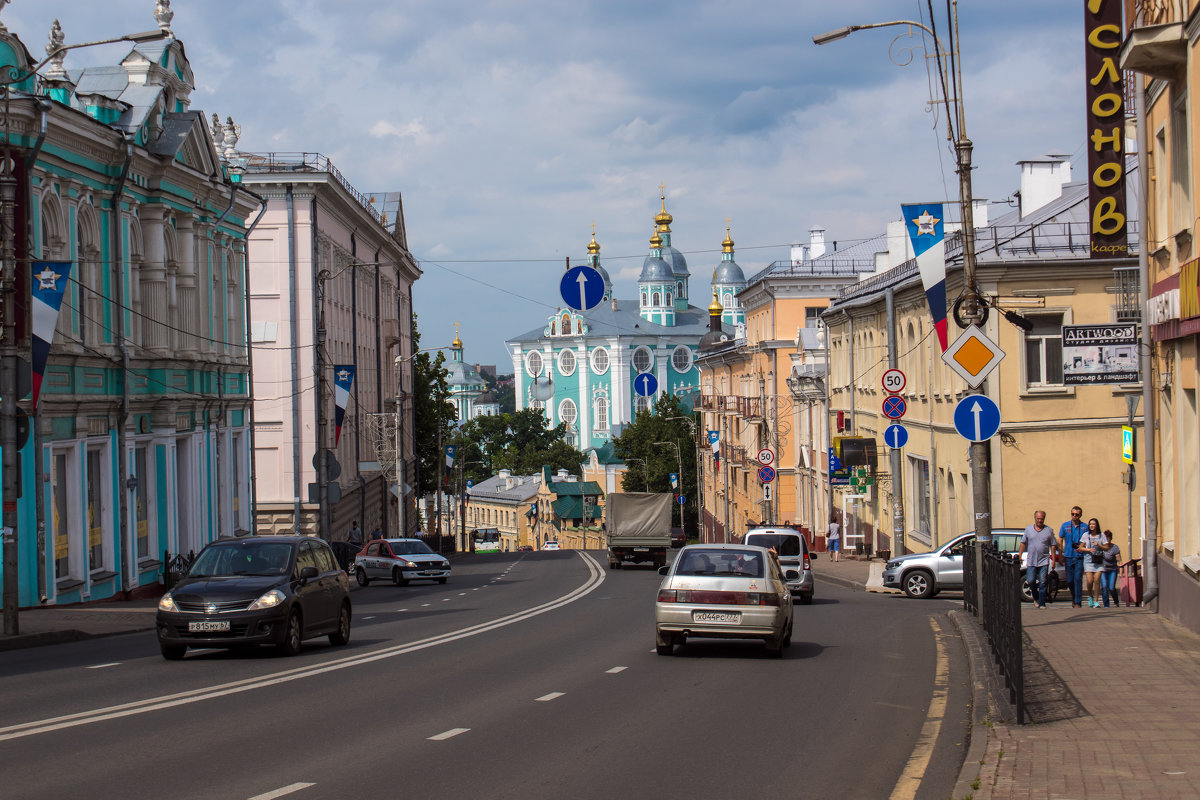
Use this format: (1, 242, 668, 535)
(953, 395, 1001, 442)
(758, 465, 776, 483)
(560, 265, 605, 312)
(678, 495, 686, 505)
(884, 423, 909, 449)
(634, 372, 659, 397)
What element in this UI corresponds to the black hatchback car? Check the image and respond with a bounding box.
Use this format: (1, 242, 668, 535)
(156, 535, 351, 660)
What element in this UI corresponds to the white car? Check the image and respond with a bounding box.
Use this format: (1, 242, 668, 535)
(353, 538, 450, 586)
(542, 541, 561, 551)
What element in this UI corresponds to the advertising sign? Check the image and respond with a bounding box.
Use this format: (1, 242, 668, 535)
(1062, 324, 1139, 384)
(1084, 0, 1127, 257)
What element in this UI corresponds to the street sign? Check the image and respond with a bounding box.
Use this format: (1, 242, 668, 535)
(883, 423, 909, 449)
(312, 448, 342, 480)
(943, 325, 1006, 388)
(559, 264, 605, 311)
(758, 465, 776, 483)
(882, 395, 907, 420)
(678, 494, 686, 505)
(953, 395, 1002, 442)
(757, 447, 775, 466)
(881, 368, 906, 394)
(1122, 426, 1135, 464)
(634, 372, 658, 397)
(762, 483, 773, 501)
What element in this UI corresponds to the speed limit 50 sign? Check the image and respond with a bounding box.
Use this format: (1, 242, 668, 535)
(881, 368, 906, 394)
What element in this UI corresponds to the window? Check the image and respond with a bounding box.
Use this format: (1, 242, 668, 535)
(635, 395, 652, 413)
(590, 347, 609, 375)
(671, 345, 693, 373)
(561, 313, 572, 336)
(52, 451, 73, 580)
(632, 346, 653, 373)
(135, 446, 150, 560)
(653, 291, 661, 306)
(805, 307, 822, 328)
(525, 351, 543, 378)
(1024, 314, 1064, 387)
(1171, 93, 1192, 236)
(558, 349, 576, 376)
(86, 448, 105, 572)
(559, 398, 577, 428)
(908, 456, 931, 542)
(594, 397, 609, 431)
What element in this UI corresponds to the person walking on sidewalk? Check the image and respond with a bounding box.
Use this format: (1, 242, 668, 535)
(1019, 510, 1058, 608)
(827, 515, 841, 563)
(1080, 517, 1106, 607)
(1100, 529, 1122, 607)
(1059, 505, 1088, 607)
(348, 521, 364, 548)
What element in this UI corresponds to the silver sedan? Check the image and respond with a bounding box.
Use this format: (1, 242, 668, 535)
(654, 544, 794, 658)
(353, 538, 450, 586)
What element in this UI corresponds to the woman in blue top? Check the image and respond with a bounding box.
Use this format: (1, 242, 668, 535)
(1080, 518, 1106, 608)
(1100, 529, 1122, 608)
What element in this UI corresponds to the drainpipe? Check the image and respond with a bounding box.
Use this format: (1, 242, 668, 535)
(1136, 78, 1159, 603)
(823, 317, 834, 525)
(212, 181, 237, 536)
(286, 186, 301, 529)
(26, 100, 50, 602)
(314, 197, 330, 540)
(373, 246, 384, 532)
(113, 135, 134, 595)
(239, 199, 267, 534)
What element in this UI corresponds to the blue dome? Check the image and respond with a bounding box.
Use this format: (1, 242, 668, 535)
(714, 258, 745, 284)
(639, 255, 674, 282)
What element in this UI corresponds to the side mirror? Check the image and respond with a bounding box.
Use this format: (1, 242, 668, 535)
(300, 565, 319, 582)
(785, 569, 800, 580)
(658, 565, 669, 576)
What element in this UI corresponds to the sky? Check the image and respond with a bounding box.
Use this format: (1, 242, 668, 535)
(8, 1, 1091, 369)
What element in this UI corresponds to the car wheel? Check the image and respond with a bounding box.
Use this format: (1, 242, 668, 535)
(1020, 578, 1035, 603)
(437, 577, 448, 584)
(902, 569, 935, 599)
(655, 630, 674, 656)
(609, 562, 621, 570)
(277, 610, 302, 657)
(355, 568, 369, 587)
(328, 602, 351, 646)
(764, 636, 784, 658)
(783, 621, 793, 648)
(798, 592, 813, 606)
(160, 643, 187, 660)
(392, 568, 408, 587)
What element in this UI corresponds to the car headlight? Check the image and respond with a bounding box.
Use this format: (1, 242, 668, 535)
(402, 560, 419, 568)
(886, 561, 900, 570)
(158, 593, 179, 612)
(248, 589, 286, 610)
(440, 561, 449, 569)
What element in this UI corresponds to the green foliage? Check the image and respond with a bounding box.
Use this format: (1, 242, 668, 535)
(451, 407, 585, 484)
(612, 394, 698, 531)
(411, 317, 457, 495)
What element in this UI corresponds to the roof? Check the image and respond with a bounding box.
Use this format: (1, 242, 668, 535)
(508, 299, 727, 344)
(552, 495, 602, 520)
(586, 441, 623, 465)
(468, 473, 542, 502)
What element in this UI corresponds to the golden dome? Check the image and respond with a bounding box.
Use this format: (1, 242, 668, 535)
(708, 290, 724, 315)
(650, 229, 663, 248)
(654, 186, 673, 231)
(587, 227, 600, 255)
(722, 222, 734, 253)
(452, 321, 463, 349)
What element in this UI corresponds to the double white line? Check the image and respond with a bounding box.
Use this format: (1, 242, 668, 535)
(0, 552, 605, 742)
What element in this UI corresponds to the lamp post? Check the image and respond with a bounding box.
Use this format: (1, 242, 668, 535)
(655, 441, 683, 530)
(666, 415, 701, 538)
(393, 345, 451, 538)
(815, 8, 992, 618)
(2, 25, 167, 636)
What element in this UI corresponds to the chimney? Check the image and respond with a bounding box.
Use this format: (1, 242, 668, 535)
(809, 227, 827, 260)
(790, 241, 805, 265)
(1017, 154, 1072, 218)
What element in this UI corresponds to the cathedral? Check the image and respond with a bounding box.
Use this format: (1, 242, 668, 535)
(507, 193, 742, 449)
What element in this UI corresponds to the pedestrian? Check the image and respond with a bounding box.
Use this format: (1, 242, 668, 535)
(1019, 509, 1058, 608)
(347, 520, 363, 548)
(1058, 505, 1088, 607)
(369, 525, 383, 541)
(1079, 517, 1106, 607)
(827, 514, 841, 563)
(1099, 529, 1121, 607)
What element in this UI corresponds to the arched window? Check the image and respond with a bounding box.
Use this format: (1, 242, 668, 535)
(590, 347, 609, 375)
(653, 291, 661, 306)
(558, 349, 576, 376)
(76, 204, 103, 347)
(594, 397, 609, 431)
(559, 398, 577, 428)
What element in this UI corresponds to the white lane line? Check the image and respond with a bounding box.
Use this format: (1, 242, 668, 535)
(606, 666, 627, 674)
(362, 616, 376, 620)
(421, 603, 431, 607)
(0, 552, 606, 743)
(458, 593, 467, 596)
(441, 598, 450, 602)
(428, 728, 470, 741)
(397, 608, 408, 612)
(535, 692, 565, 702)
(247, 782, 315, 800)
(85, 663, 120, 670)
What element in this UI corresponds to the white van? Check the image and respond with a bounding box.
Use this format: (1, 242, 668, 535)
(742, 527, 815, 604)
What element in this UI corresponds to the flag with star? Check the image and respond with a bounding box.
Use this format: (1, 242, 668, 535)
(332, 365, 356, 446)
(901, 203, 949, 351)
(30, 261, 73, 409)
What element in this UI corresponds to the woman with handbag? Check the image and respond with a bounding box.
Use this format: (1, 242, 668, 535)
(1100, 530, 1121, 607)
(1080, 517, 1106, 608)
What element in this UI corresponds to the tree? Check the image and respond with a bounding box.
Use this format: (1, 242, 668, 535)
(453, 408, 585, 484)
(411, 317, 457, 496)
(612, 394, 698, 532)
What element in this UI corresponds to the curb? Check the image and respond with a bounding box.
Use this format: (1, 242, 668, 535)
(0, 623, 156, 652)
(948, 608, 994, 799)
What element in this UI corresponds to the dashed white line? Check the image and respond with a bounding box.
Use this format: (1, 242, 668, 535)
(421, 603, 431, 607)
(606, 666, 628, 674)
(458, 593, 467, 596)
(535, 692, 565, 702)
(362, 616, 376, 620)
(428, 728, 470, 741)
(85, 663, 120, 670)
(247, 782, 315, 800)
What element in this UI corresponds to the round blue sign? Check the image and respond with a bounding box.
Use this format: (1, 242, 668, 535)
(634, 371, 658, 397)
(882, 395, 907, 420)
(560, 265, 605, 312)
(677, 495, 686, 505)
(953, 394, 1001, 442)
(758, 465, 776, 483)
(884, 423, 909, 449)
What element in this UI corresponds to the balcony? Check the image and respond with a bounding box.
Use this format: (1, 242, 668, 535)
(1120, 1, 1186, 80)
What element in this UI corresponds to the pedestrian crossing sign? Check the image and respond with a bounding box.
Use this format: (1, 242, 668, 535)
(1122, 426, 1134, 464)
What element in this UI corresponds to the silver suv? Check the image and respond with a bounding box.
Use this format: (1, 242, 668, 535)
(742, 527, 815, 604)
(882, 529, 1062, 601)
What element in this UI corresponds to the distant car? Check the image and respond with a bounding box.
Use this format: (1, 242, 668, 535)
(354, 538, 450, 586)
(882, 530, 1063, 602)
(542, 541, 561, 551)
(519, 545, 534, 552)
(670, 528, 687, 548)
(156, 535, 351, 659)
(654, 544, 795, 658)
(742, 526, 815, 604)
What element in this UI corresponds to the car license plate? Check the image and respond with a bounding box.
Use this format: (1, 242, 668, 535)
(693, 611, 739, 624)
(634, 547, 650, 552)
(188, 620, 230, 632)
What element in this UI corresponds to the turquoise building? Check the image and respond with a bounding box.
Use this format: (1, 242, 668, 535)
(0, 6, 259, 608)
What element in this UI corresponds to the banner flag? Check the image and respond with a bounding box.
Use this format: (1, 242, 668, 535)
(445, 444, 457, 469)
(333, 365, 356, 446)
(30, 261, 74, 409)
(902, 204, 949, 351)
(708, 429, 720, 466)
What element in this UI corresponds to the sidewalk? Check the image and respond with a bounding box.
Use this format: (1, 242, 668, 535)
(0, 597, 161, 651)
(814, 554, 1200, 799)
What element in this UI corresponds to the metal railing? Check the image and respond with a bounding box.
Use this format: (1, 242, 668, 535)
(963, 541, 1025, 724)
(162, 549, 197, 590)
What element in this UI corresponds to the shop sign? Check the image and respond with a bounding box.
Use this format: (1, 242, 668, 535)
(1062, 323, 1139, 384)
(1084, 0, 1128, 258)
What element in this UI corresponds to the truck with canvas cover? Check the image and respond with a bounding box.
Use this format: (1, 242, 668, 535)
(606, 492, 673, 569)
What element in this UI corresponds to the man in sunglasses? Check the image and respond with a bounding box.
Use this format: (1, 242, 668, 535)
(1059, 506, 1088, 607)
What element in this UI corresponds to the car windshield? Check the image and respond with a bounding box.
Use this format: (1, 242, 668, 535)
(745, 533, 801, 556)
(676, 549, 763, 578)
(390, 541, 435, 556)
(188, 542, 293, 577)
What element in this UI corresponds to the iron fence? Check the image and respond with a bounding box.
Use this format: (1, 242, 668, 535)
(963, 541, 1025, 724)
(162, 549, 196, 590)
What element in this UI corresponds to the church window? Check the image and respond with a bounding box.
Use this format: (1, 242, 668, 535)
(641, 291, 648, 306)
(590, 347, 609, 375)
(558, 349, 576, 376)
(559, 399, 578, 428)
(677, 281, 683, 297)
(594, 397, 609, 431)
(666, 292, 672, 306)
(635, 395, 652, 414)
(671, 345, 693, 373)
(632, 346, 653, 373)
(525, 351, 543, 377)
(549, 320, 556, 335)
(653, 291, 661, 306)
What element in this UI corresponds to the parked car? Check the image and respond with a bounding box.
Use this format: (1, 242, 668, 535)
(354, 538, 450, 586)
(670, 527, 687, 548)
(882, 529, 1063, 602)
(542, 541, 561, 551)
(654, 544, 795, 657)
(519, 545, 534, 552)
(742, 526, 815, 605)
(156, 535, 351, 659)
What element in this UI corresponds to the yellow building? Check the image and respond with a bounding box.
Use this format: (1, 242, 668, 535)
(464, 470, 541, 552)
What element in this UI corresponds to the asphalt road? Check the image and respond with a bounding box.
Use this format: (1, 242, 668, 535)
(0, 551, 970, 800)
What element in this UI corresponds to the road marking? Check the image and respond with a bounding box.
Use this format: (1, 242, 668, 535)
(397, 608, 408, 612)
(421, 603, 431, 607)
(606, 666, 627, 674)
(535, 692, 564, 702)
(458, 593, 467, 596)
(85, 663, 120, 670)
(888, 616, 951, 800)
(247, 782, 315, 800)
(0, 552, 606, 743)
(441, 598, 450, 602)
(362, 616, 376, 620)
(428, 728, 470, 741)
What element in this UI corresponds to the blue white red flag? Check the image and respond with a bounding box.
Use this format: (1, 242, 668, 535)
(708, 429, 720, 466)
(30, 261, 73, 409)
(902, 204, 949, 352)
(333, 365, 356, 446)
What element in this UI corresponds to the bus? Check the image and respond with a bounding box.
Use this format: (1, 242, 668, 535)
(472, 528, 501, 554)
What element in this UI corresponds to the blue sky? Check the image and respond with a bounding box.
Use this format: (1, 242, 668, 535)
(9, 1, 1090, 368)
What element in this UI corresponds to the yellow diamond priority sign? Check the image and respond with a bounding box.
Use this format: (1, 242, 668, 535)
(942, 325, 1005, 388)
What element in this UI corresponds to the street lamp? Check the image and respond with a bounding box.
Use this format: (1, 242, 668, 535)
(654, 441, 683, 530)
(815, 8, 993, 617)
(666, 415, 702, 539)
(391, 345, 452, 538)
(2, 25, 169, 635)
